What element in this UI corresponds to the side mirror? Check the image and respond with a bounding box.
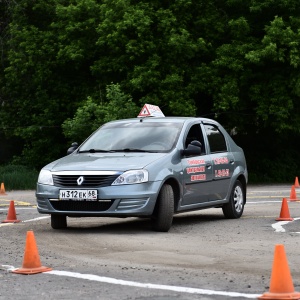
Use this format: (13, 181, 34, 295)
(67, 142, 78, 155)
(181, 140, 202, 156)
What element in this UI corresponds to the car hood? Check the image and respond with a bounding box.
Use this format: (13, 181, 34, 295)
(47, 152, 168, 172)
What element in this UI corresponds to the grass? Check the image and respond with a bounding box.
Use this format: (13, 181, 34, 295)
(0, 165, 38, 190)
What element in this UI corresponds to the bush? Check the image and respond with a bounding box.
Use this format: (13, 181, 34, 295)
(0, 165, 38, 190)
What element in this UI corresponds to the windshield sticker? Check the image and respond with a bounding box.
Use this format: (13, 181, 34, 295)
(215, 169, 230, 177)
(186, 166, 205, 174)
(191, 174, 206, 181)
(213, 157, 229, 164)
(187, 159, 205, 165)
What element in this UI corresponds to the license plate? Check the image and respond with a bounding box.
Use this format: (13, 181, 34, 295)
(59, 190, 97, 200)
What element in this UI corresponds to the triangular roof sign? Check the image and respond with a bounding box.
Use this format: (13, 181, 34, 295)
(138, 104, 165, 117)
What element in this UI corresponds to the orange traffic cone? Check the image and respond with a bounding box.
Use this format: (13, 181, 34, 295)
(276, 198, 293, 221)
(12, 231, 52, 275)
(1, 200, 21, 223)
(258, 244, 300, 299)
(294, 177, 300, 188)
(289, 185, 299, 201)
(0, 182, 7, 195)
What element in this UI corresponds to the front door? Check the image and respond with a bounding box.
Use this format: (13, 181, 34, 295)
(181, 154, 213, 205)
(181, 123, 213, 206)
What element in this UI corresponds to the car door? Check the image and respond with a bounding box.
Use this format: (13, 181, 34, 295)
(181, 123, 213, 205)
(202, 123, 235, 200)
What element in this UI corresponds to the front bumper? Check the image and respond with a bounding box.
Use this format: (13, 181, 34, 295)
(36, 181, 162, 217)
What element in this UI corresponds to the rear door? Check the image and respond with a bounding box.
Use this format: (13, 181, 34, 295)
(202, 123, 235, 200)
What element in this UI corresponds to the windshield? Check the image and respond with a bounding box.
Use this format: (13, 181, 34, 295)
(79, 121, 182, 153)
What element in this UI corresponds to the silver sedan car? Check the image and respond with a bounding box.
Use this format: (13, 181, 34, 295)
(36, 116, 247, 232)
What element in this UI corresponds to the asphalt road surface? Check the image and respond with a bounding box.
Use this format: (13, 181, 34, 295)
(1, 185, 300, 300)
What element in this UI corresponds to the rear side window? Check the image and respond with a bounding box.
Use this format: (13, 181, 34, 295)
(204, 124, 227, 153)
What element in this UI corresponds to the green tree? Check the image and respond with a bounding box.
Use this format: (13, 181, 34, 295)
(62, 83, 139, 142)
(209, 0, 300, 134)
(0, 0, 99, 168)
(92, 0, 222, 116)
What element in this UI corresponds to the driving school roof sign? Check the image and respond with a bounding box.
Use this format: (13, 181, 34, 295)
(137, 104, 165, 117)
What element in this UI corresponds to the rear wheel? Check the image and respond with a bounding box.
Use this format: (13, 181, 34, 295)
(51, 214, 67, 229)
(222, 180, 245, 219)
(151, 184, 174, 232)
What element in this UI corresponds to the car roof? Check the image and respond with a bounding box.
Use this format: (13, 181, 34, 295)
(106, 116, 220, 125)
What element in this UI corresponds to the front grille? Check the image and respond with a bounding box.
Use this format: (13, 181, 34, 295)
(53, 174, 119, 187)
(50, 200, 114, 211)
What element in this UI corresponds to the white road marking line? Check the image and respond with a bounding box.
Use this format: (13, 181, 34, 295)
(0, 216, 50, 227)
(0, 207, 36, 211)
(0, 223, 14, 227)
(272, 221, 291, 232)
(0, 265, 260, 299)
(247, 190, 291, 193)
(272, 217, 300, 233)
(247, 201, 281, 204)
(47, 270, 261, 298)
(22, 216, 50, 222)
(247, 196, 286, 199)
(0, 265, 17, 271)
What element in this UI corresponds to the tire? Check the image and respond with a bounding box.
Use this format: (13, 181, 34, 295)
(151, 184, 174, 232)
(51, 214, 67, 229)
(222, 180, 245, 219)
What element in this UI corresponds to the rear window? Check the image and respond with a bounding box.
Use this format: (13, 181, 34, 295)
(204, 124, 227, 153)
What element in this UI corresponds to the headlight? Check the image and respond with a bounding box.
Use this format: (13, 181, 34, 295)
(112, 170, 148, 185)
(38, 170, 54, 185)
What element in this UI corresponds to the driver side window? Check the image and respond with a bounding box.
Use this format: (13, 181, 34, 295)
(185, 124, 206, 154)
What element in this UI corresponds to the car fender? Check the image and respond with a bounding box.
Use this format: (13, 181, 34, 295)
(226, 165, 247, 201)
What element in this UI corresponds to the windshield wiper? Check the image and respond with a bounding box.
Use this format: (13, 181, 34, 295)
(79, 148, 158, 153)
(111, 148, 156, 153)
(78, 149, 114, 153)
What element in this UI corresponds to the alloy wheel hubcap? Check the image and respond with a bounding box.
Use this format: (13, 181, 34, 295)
(234, 186, 244, 213)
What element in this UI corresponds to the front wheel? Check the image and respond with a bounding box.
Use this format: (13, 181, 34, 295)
(222, 180, 245, 219)
(151, 184, 174, 232)
(51, 214, 67, 229)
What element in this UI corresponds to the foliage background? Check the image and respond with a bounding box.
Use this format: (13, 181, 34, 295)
(1, 0, 300, 183)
